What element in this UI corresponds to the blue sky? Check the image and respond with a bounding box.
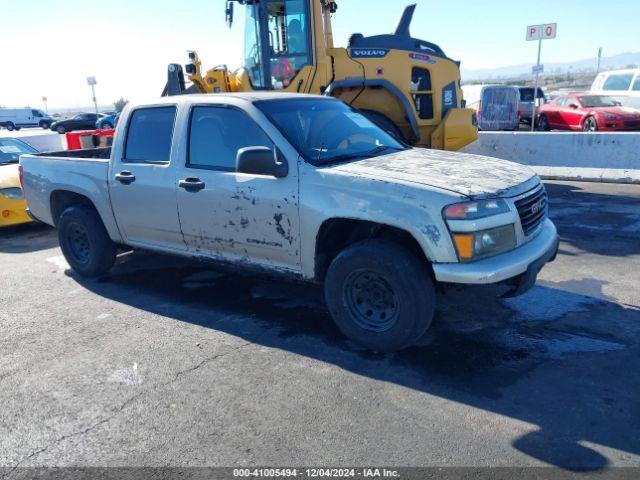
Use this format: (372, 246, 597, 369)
(1, 0, 638, 108)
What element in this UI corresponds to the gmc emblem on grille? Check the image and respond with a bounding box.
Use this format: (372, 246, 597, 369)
(530, 199, 544, 215)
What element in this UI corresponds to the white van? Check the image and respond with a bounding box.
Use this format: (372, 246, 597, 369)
(0, 108, 54, 131)
(590, 68, 640, 109)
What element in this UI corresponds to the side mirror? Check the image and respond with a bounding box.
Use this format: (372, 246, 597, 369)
(225, 1, 234, 28)
(236, 147, 288, 178)
(569, 104, 578, 109)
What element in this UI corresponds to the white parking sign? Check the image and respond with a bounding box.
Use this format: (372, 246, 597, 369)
(526, 23, 557, 41)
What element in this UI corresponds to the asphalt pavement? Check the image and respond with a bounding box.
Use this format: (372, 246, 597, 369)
(0, 180, 639, 472)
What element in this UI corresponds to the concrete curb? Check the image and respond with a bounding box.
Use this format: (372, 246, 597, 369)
(533, 166, 640, 184)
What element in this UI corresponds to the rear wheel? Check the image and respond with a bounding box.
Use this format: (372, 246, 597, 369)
(56, 125, 66, 134)
(360, 110, 407, 144)
(324, 239, 435, 352)
(101, 122, 113, 130)
(40, 121, 51, 129)
(58, 205, 117, 278)
(583, 116, 598, 132)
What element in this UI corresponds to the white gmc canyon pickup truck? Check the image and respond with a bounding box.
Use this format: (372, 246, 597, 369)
(20, 93, 559, 351)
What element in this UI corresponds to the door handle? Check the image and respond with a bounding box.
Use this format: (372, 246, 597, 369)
(115, 171, 136, 185)
(179, 177, 206, 192)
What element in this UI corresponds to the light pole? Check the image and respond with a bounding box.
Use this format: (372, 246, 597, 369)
(87, 77, 99, 114)
(42, 96, 48, 113)
(596, 47, 603, 75)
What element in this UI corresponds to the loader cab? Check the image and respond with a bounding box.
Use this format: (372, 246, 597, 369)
(242, 0, 313, 90)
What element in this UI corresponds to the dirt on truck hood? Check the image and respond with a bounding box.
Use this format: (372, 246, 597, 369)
(328, 148, 537, 198)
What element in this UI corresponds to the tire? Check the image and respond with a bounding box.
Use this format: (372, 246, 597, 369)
(324, 239, 435, 352)
(56, 125, 66, 134)
(40, 121, 51, 129)
(101, 122, 113, 130)
(583, 116, 598, 132)
(5, 123, 15, 132)
(58, 205, 117, 278)
(537, 114, 550, 131)
(360, 110, 407, 144)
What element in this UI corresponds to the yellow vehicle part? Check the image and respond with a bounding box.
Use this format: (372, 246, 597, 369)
(179, 1, 478, 151)
(0, 164, 31, 227)
(430, 108, 478, 152)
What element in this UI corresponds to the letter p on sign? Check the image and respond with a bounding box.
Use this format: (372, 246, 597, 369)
(526, 23, 557, 41)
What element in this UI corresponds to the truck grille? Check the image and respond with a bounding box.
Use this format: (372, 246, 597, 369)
(515, 186, 547, 236)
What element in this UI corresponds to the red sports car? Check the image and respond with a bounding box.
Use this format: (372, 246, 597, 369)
(536, 93, 640, 132)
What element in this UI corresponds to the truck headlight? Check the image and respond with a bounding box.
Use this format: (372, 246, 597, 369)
(0, 187, 23, 200)
(452, 224, 516, 262)
(444, 199, 510, 220)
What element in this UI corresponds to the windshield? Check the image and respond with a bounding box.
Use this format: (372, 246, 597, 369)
(255, 99, 407, 166)
(0, 138, 38, 164)
(520, 88, 544, 102)
(578, 95, 621, 108)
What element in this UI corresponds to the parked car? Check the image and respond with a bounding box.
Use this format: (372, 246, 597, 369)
(0, 138, 38, 227)
(50, 113, 102, 134)
(518, 87, 546, 125)
(96, 114, 116, 130)
(20, 93, 558, 352)
(0, 108, 54, 131)
(537, 93, 640, 132)
(590, 68, 640, 109)
(477, 86, 521, 131)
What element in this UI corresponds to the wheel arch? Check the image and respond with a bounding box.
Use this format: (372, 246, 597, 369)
(314, 217, 433, 282)
(49, 189, 122, 243)
(324, 78, 419, 142)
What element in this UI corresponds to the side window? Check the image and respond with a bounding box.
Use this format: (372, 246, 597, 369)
(31, 110, 43, 117)
(124, 106, 176, 163)
(602, 73, 633, 91)
(556, 97, 567, 107)
(188, 106, 274, 171)
(411, 67, 434, 119)
(633, 76, 640, 91)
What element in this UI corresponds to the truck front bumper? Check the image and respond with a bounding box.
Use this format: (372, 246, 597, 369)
(432, 219, 559, 286)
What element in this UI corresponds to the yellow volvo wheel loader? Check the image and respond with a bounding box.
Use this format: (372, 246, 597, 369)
(164, 0, 477, 151)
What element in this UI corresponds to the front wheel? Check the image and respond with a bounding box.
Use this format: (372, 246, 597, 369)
(324, 239, 435, 352)
(583, 116, 598, 132)
(58, 205, 117, 278)
(56, 125, 66, 134)
(5, 123, 15, 131)
(101, 122, 113, 130)
(537, 114, 550, 131)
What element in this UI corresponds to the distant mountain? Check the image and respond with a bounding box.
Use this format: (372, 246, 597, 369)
(462, 51, 640, 82)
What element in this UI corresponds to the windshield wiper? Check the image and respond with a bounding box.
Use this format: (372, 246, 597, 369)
(319, 145, 405, 166)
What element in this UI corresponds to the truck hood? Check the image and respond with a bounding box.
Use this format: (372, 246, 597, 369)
(0, 163, 20, 189)
(324, 148, 536, 198)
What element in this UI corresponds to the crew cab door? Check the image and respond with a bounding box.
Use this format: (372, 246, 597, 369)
(109, 105, 186, 251)
(175, 104, 300, 273)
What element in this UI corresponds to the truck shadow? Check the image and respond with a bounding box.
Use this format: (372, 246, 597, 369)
(545, 182, 640, 257)
(0, 223, 57, 253)
(69, 250, 640, 471)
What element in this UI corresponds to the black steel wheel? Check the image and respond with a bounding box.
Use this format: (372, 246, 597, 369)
(58, 205, 117, 278)
(325, 239, 435, 352)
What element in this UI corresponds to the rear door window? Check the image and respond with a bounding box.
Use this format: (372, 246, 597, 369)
(602, 73, 634, 91)
(124, 107, 177, 163)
